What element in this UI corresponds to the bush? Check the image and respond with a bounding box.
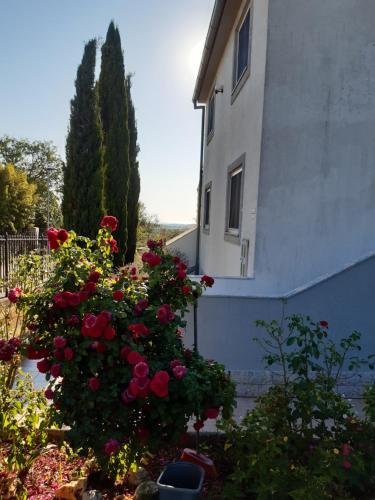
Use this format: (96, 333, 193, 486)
(14, 217, 235, 477)
(220, 316, 375, 499)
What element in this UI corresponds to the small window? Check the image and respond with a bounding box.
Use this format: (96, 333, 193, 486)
(233, 8, 251, 90)
(228, 167, 242, 233)
(207, 91, 215, 139)
(203, 184, 211, 231)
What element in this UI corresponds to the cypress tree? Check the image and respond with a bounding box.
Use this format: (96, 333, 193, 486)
(125, 75, 140, 264)
(62, 39, 104, 237)
(99, 22, 130, 266)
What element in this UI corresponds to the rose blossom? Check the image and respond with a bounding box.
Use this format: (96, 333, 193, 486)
(201, 275, 214, 287)
(128, 323, 150, 339)
(113, 290, 124, 301)
(134, 299, 149, 316)
(88, 270, 101, 283)
(129, 377, 150, 398)
(193, 420, 205, 431)
(50, 363, 61, 378)
(133, 361, 149, 379)
(100, 215, 118, 232)
(157, 304, 175, 324)
(57, 229, 69, 243)
(320, 320, 329, 328)
(103, 438, 120, 455)
(141, 252, 161, 267)
(53, 336, 67, 349)
(8, 287, 22, 304)
(103, 326, 116, 341)
(173, 365, 187, 380)
(181, 285, 191, 295)
(37, 358, 51, 374)
(54, 349, 64, 361)
(88, 377, 100, 391)
(120, 346, 132, 360)
(121, 388, 136, 404)
(127, 351, 146, 365)
(204, 407, 220, 419)
(170, 359, 182, 370)
(84, 281, 96, 294)
(150, 370, 170, 398)
(342, 459, 352, 470)
(64, 347, 74, 361)
(44, 388, 54, 400)
(66, 315, 80, 327)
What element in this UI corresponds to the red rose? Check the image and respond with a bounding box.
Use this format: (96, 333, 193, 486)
(193, 419, 205, 431)
(129, 377, 150, 398)
(103, 326, 116, 341)
(44, 388, 54, 400)
(88, 377, 100, 391)
(201, 275, 214, 287)
(88, 270, 101, 283)
(170, 359, 182, 369)
(181, 285, 191, 295)
(57, 229, 69, 243)
(84, 281, 96, 294)
(320, 320, 329, 328)
(66, 315, 80, 327)
(99, 310, 112, 323)
(120, 345, 131, 360)
(100, 215, 118, 232)
(37, 358, 51, 374)
(113, 290, 124, 301)
(79, 291, 89, 302)
(27, 346, 50, 360)
(49, 238, 60, 250)
(53, 336, 67, 349)
(141, 252, 162, 267)
(128, 323, 150, 339)
(108, 238, 119, 253)
(134, 299, 149, 316)
(147, 239, 163, 250)
(8, 287, 22, 304)
(121, 388, 136, 404)
(172, 256, 181, 264)
(127, 351, 146, 365)
(150, 370, 170, 398)
(173, 365, 187, 380)
(204, 407, 220, 419)
(176, 267, 187, 280)
(91, 341, 106, 353)
(64, 347, 74, 361)
(103, 438, 120, 455)
(47, 228, 59, 249)
(157, 304, 175, 324)
(54, 349, 64, 361)
(133, 361, 149, 379)
(50, 363, 61, 378)
(53, 293, 68, 309)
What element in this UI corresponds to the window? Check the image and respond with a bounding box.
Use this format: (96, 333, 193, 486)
(203, 183, 211, 232)
(225, 154, 245, 243)
(232, 6, 252, 97)
(207, 91, 215, 140)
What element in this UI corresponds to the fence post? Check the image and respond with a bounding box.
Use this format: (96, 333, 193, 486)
(4, 232, 9, 296)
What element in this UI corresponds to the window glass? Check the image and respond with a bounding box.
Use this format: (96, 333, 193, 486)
(203, 187, 211, 228)
(235, 10, 250, 85)
(228, 169, 242, 230)
(207, 92, 215, 136)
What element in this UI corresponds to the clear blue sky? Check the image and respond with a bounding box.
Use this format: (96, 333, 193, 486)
(0, 0, 214, 223)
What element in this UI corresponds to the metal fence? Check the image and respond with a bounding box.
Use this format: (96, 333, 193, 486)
(0, 234, 48, 297)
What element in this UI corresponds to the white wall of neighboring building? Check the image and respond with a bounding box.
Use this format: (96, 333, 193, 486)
(199, 0, 269, 278)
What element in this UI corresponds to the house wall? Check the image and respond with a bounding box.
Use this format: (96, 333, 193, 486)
(254, 0, 375, 293)
(184, 255, 375, 397)
(199, 0, 269, 278)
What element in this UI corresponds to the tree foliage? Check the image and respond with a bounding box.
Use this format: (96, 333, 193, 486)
(0, 136, 63, 229)
(125, 75, 140, 264)
(62, 39, 105, 238)
(99, 22, 130, 266)
(0, 164, 37, 233)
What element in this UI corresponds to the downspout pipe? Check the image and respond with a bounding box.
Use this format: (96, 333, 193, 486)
(193, 100, 205, 353)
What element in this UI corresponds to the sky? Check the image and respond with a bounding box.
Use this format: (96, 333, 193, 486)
(0, 0, 215, 224)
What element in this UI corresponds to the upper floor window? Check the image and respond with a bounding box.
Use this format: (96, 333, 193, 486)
(207, 91, 215, 141)
(225, 154, 245, 243)
(232, 6, 252, 100)
(203, 183, 211, 232)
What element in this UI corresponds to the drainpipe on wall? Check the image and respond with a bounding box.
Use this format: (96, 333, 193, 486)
(193, 100, 205, 352)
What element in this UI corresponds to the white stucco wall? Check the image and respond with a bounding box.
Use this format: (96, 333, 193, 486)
(166, 227, 197, 270)
(199, 0, 269, 278)
(254, 0, 375, 294)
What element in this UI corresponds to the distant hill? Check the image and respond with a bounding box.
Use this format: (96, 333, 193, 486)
(160, 223, 195, 230)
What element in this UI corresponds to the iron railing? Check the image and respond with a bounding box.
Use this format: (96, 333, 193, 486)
(0, 234, 48, 297)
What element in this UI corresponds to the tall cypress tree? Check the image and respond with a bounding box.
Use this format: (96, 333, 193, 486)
(125, 75, 140, 264)
(99, 22, 130, 266)
(62, 39, 104, 237)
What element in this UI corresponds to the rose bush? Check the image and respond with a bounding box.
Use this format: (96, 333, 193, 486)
(14, 217, 235, 475)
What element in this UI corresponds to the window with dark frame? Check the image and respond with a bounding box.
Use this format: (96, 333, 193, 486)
(227, 167, 243, 233)
(203, 185, 211, 230)
(207, 91, 215, 138)
(233, 8, 251, 89)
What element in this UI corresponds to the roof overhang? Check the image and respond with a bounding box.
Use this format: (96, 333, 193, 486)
(193, 0, 243, 104)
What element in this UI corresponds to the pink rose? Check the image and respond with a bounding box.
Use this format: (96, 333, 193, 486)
(88, 377, 100, 391)
(8, 287, 22, 304)
(103, 438, 120, 455)
(53, 336, 67, 349)
(121, 388, 136, 405)
(133, 361, 149, 379)
(173, 365, 187, 380)
(129, 377, 150, 398)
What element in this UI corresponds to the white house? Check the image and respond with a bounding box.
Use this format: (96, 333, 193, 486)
(168, 0, 375, 396)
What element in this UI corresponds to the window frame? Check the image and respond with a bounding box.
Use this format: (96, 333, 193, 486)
(206, 88, 216, 143)
(202, 182, 212, 234)
(224, 154, 246, 244)
(231, 3, 253, 104)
